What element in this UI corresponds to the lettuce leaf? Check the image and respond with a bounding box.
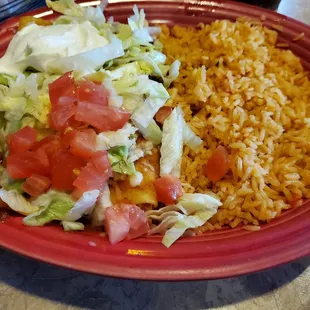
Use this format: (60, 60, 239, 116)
(61, 221, 85, 231)
(31, 190, 73, 208)
(96, 123, 137, 151)
(146, 193, 222, 247)
(46, 0, 84, 16)
(136, 119, 162, 145)
(160, 108, 183, 177)
(108, 145, 136, 175)
(91, 184, 112, 227)
(131, 97, 167, 129)
(63, 190, 100, 222)
(162, 210, 216, 247)
(0, 168, 24, 194)
(47, 34, 124, 74)
(23, 200, 73, 226)
(176, 107, 203, 151)
(0, 189, 38, 215)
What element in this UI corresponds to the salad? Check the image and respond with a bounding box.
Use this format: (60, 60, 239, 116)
(0, 0, 221, 247)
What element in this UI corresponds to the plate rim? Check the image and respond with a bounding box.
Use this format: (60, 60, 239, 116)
(0, 0, 310, 281)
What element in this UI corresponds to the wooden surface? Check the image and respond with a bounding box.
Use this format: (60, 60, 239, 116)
(0, 1, 310, 309)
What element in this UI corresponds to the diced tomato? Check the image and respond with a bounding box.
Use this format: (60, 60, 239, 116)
(90, 151, 112, 176)
(67, 117, 88, 130)
(7, 151, 49, 179)
(155, 106, 173, 124)
(104, 206, 130, 244)
(73, 162, 109, 192)
(104, 204, 149, 244)
(49, 99, 77, 131)
(51, 150, 86, 190)
(61, 128, 77, 149)
(48, 72, 76, 106)
(71, 188, 84, 200)
(76, 81, 109, 106)
(22, 174, 51, 197)
(69, 128, 96, 159)
(35, 148, 50, 171)
(75, 101, 130, 131)
(203, 145, 231, 182)
(124, 205, 150, 240)
(8, 126, 37, 155)
(32, 135, 62, 164)
(154, 175, 183, 205)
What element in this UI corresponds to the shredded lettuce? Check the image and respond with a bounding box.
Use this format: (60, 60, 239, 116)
(47, 34, 124, 75)
(0, 189, 38, 215)
(25, 189, 98, 227)
(0, 74, 14, 86)
(0, 97, 27, 121)
(46, 0, 84, 16)
(31, 190, 73, 208)
(96, 123, 137, 151)
(64, 190, 99, 222)
(162, 210, 215, 247)
(176, 107, 203, 151)
(147, 193, 222, 247)
(0, 168, 24, 194)
(91, 184, 112, 227)
(23, 200, 73, 226)
(136, 119, 162, 145)
(103, 79, 123, 108)
(108, 145, 136, 175)
(160, 108, 183, 177)
(177, 193, 222, 215)
(61, 221, 85, 231)
(131, 97, 167, 129)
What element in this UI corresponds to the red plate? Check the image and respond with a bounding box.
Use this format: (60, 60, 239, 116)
(1, 0, 310, 280)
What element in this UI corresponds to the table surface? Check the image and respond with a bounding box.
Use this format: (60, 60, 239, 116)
(1, 1, 310, 309)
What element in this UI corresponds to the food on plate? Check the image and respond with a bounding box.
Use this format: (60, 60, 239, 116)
(0, 0, 309, 247)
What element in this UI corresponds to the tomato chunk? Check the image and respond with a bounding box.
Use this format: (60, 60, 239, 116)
(76, 81, 109, 106)
(154, 175, 183, 205)
(75, 102, 130, 131)
(203, 145, 231, 182)
(104, 206, 130, 244)
(7, 151, 49, 179)
(155, 106, 173, 124)
(8, 126, 37, 155)
(61, 128, 77, 149)
(49, 99, 77, 131)
(104, 204, 149, 244)
(51, 150, 86, 190)
(73, 162, 109, 192)
(32, 135, 62, 164)
(48, 72, 76, 106)
(90, 151, 112, 176)
(69, 129, 96, 159)
(22, 175, 51, 197)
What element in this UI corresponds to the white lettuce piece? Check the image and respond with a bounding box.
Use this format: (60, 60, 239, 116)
(46, 0, 84, 16)
(47, 35, 124, 74)
(131, 97, 167, 129)
(160, 108, 183, 177)
(61, 221, 85, 231)
(63, 190, 100, 222)
(162, 210, 216, 248)
(147, 193, 222, 247)
(96, 123, 137, 151)
(0, 189, 38, 215)
(91, 184, 112, 227)
(136, 119, 162, 145)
